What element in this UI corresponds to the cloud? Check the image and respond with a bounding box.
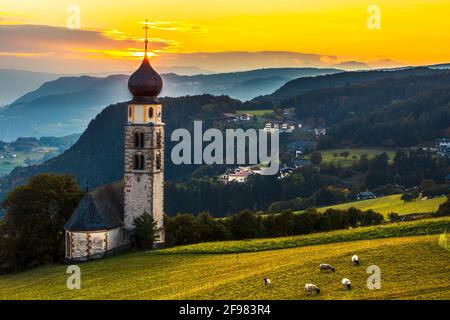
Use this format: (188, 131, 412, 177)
(0, 24, 397, 74)
(155, 51, 339, 72)
(0, 24, 177, 60)
(145, 20, 207, 33)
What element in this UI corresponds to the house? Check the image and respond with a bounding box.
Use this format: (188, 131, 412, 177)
(238, 113, 253, 121)
(278, 166, 293, 179)
(356, 191, 376, 200)
(221, 166, 261, 183)
(314, 128, 327, 136)
(436, 138, 450, 157)
(292, 158, 312, 168)
(288, 140, 317, 156)
(264, 121, 296, 134)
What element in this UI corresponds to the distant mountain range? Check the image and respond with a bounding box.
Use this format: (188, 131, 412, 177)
(251, 67, 447, 105)
(1, 67, 449, 205)
(0, 67, 341, 141)
(0, 69, 63, 106)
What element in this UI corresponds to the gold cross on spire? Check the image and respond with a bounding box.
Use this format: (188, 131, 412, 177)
(143, 19, 149, 57)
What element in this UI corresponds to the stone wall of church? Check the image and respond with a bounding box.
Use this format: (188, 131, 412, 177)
(66, 227, 125, 260)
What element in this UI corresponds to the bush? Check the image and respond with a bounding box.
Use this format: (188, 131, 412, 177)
(133, 212, 159, 249)
(388, 212, 401, 222)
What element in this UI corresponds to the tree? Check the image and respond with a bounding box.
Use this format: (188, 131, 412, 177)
(388, 212, 400, 221)
(310, 152, 323, 166)
(0, 174, 83, 272)
(133, 212, 160, 249)
(340, 151, 350, 160)
(436, 194, 450, 216)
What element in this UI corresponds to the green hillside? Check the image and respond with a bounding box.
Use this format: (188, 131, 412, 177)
(0, 218, 449, 300)
(0, 235, 448, 300)
(311, 194, 446, 217)
(318, 148, 396, 167)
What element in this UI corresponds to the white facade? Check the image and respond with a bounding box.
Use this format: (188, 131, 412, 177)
(65, 227, 125, 261)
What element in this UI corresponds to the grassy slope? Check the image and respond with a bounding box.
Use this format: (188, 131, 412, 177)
(0, 235, 448, 300)
(0, 151, 54, 177)
(311, 194, 446, 217)
(317, 148, 397, 167)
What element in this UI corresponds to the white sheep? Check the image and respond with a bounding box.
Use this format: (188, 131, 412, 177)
(351, 255, 359, 265)
(304, 283, 320, 295)
(342, 278, 352, 290)
(319, 263, 335, 272)
(263, 278, 272, 287)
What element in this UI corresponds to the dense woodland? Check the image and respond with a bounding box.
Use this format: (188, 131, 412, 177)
(166, 150, 449, 216)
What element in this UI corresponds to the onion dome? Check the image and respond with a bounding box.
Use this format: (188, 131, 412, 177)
(128, 56, 163, 101)
(128, 20, 163, 103)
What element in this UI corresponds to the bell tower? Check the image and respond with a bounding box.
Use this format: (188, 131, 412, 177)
(124, 20, 165, 245)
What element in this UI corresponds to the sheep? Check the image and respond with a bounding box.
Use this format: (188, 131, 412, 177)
(304, 283, 320, 295)
(342, 278, 352, 290)
(319, 263, 335, 272)
(263, 278, 272, 287)
(351, 255, 359, 265)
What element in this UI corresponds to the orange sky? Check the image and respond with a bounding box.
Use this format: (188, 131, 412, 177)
(1, 0, 450, 73)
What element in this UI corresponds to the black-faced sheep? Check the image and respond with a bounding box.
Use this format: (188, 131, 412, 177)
(352, 255, 359, 265)
(319, 263, 335, 272)
(304, 283, 320, 295)
(263, 278, 272, 286)
(342, 278, 352, 290)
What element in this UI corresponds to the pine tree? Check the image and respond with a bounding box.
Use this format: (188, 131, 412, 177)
(133, 212, 159, 249)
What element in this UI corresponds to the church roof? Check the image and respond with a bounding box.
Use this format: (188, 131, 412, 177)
(65, 181, 124, 232)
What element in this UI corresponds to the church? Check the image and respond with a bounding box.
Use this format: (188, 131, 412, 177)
(64, 33, 166, 261)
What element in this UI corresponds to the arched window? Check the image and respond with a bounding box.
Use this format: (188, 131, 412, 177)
(156, 152, 162, 170)
(134, 154, 144, 170)
(148, 107, 153, 119)
(134, 131, 144, 148)
(156, 131, 162, 148)
(128, 106, 132, 118)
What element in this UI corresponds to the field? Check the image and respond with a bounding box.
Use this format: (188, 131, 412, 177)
(0, 150, 55, 177)
(0, 218, 449, 300)
(236, 109, 274, 127)
(312, 194, 446, 217)
(317, 148, 397, 167)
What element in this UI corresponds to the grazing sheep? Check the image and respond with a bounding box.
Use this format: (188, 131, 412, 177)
(319, 263, 335, 272)
(351, 255, 359, 265)
(263, 278, 272, 286)
(342, 278, 352, 290)
(304, 283, 320, 295)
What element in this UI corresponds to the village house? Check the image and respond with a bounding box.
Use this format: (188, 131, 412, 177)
(356, 191, 376, 201)
(221, 166, 261, 184)
(436, 138, 450, 158)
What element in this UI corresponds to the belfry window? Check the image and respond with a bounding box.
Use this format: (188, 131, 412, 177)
(156, 131, 162, 148)
(156, 152, 162, 170)
(134, 132, 144, 148)
(134, 154, 145, 170)
(149, 107, 154, 119)
(128, 106, 132, 118)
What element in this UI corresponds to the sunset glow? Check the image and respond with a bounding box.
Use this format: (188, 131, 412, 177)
(1, 0, 449, 73)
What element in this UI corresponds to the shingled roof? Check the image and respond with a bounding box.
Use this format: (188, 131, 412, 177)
(65, 181, 124, 232)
